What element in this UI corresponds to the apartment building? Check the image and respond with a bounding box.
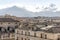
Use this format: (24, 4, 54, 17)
(15, 25, 60, 40)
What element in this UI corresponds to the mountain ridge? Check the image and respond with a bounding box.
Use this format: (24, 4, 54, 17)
(0, 6, 60, 17)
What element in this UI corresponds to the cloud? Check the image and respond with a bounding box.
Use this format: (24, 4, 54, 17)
(50, 4, 56, 8)
(42, 4, 57, 12)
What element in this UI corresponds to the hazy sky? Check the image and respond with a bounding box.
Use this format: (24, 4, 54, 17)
(0, 0, 60, 12)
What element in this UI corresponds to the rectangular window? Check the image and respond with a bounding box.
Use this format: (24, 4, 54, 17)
(25, 38, 27, 40)
(28, 39, 30, 40)
(16, 37, 18, 40)
(21, 38, 23, 40)
(21, 31, 23, 35)
(1, 23, 2, 25)
(41, 34, 42, 38)
(25, 32, 27, 35)
(0, 35, 1, 38)
(34, 33, 36, 37)
(15, 22, 17, 24)
(8, 34, 10, 37)
(45, 35, 47, 39)
(8, 23, 10, 24)
(28, 32, 30, 36)
(57, 35, 60, 40)
(57, 38, 60, 40)
(12, 34, 15, 37)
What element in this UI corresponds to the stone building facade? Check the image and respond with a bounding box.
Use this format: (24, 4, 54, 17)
(0, 18, 20, 40)
(15, 25, 60, 40)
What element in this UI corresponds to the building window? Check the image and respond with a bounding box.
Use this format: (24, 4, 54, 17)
(57, 35, 60, 40)
(25, 38, 27, 40)
(25, 32, 27, 35)
(28, 39, 30, 40)
(8, 23, 10, 24)
(16, 37, 18, 40)
(41, 34, 42, 38)
(45, 35, 47, 39)
(57, 38, 60, 40)
(11, 34, 15, 37)
(45, 24, 48, 26)
(21, 38, 23, 40)
(0, 35, 1, 38)
(34, 33, 36, 37)
(21, 31, 23, 35)
(15, 26, 18, 28)
(15, 22, 17, 24)
(8, 34, 10, 37)
(1, 23, 2, 25)
(28, 32, 30, 36)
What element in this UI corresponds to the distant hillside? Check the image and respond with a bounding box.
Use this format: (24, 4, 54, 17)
(0, 6, 35, 17)
(0, 6, 60, 17)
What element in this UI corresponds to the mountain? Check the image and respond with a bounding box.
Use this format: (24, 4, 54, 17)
(0, 6, 60, 17)
(0, 6, 35, 17)
(34, 11, 60, 17)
